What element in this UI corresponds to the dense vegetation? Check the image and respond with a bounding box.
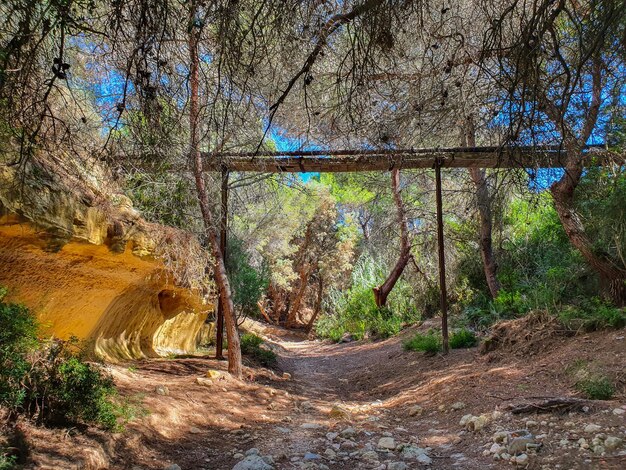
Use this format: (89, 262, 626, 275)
(0, 1, 624, 376)
(0, 288, 135, 432)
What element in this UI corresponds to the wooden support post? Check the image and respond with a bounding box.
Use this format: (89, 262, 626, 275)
(435, 160, 449, 354)
(215, 167, 229, 360)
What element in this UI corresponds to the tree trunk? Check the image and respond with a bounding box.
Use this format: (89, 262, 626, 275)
(540, 59, 626, 306)
(287, 264, 312, 328)
(464, 116, 500, 298)
(373, 168, 412, 307)
(306, 277, 324, 333)
(550, 154, 626, 305)
(188, 4, 242, 377)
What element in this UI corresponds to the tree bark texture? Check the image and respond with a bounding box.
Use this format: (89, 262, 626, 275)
(464, 116, 500, 298)
(188, 4, 242, 377)
(373, 168, 412, 307)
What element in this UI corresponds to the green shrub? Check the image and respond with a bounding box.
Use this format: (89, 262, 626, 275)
(558, 299, 626, 331)
(316, 256, 420, 341)
(226, 237, 270, 318)
(576, 376, 615, 400)
(449, 329, 478, 349)
(0, 450, 16, 470)
(0, 289, 38, 408)
(0, 290, 134, 431)
(403, 331, 442, 354)
(240, 333, 276, 367)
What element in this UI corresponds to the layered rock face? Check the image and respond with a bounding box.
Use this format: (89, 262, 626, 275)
(0, 163, 212, 361)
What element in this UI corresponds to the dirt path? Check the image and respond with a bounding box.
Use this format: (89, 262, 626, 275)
(4, 320, 626, 470)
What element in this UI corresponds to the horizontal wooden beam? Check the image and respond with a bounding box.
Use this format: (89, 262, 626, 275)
(202, 145, 618, 172)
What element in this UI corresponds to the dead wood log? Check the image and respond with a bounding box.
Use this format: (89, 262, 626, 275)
(508, 397, 593, 414)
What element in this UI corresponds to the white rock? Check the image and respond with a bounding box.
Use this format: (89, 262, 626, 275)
(360, 450, 379, 461)
(408, 405, 424, 416)
(377, 437, 396, 449)
(164, 466, 181, 470)
(245, 449, 260, 456)
(301, 423, 323, 430)
(493, 431, 509, 443)
(400, 445, 428, 459)
(324, 448, 337, 459)
(387, 462, 408, 470)
(231, 456, 272, 470)
(613, 408, 625, 416)
(451, 402, 466, 411)
(584, 424, 602, 433)
(416, 454, 433, 465)
(593, 445, 605, 455)
(340, 427, 357, 438)
(604, 436, 623, 450)
(514, 453, 529, 465)
(489, 443, 502, 455)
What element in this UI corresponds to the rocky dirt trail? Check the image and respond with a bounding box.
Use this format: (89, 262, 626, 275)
(5, 319, 626, 470)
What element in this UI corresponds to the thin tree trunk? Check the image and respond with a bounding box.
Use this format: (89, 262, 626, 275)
(464, 116, 500, 298)
(373, 168, 412, 307)
(306, 277, 324, 333)
(286, 264, 312, 327)
(286, 223, 314, 327)
(188, 4, 242, 377)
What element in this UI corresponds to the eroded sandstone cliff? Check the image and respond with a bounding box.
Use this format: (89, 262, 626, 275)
(0, 162, 213, 361)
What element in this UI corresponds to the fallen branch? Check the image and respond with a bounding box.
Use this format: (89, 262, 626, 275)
(507, 397, 592, 414)
(257, 301, 274, 324)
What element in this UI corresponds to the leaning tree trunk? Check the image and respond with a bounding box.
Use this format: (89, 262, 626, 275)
(550, 152, 626, 306)
(188, 5, 242, 377)
(306, 277, 324, 333)
(464, 117, 500, 298)
(286, 263, 312, 328)
(373, 168, 412, 308)
(541, 59, 626, 306)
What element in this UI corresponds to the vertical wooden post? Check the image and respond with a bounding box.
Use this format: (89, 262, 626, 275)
(435, 159, 449, 354)
(215, 166, 229, 360)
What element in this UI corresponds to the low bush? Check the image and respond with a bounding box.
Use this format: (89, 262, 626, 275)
(449, 329, 478, 349)
(558, 299, 626, 331)
(0, 451, 15, 470)
(240, 333, 277, 367)
(0, 287, 38, 409)
(316, 256, 420, 341)
(576, 376, 615, 400)
(403, 331, 442, 354)
(0, 289, 135, 431)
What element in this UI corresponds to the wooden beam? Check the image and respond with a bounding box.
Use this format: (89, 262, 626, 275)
(200, 145, 615, 173)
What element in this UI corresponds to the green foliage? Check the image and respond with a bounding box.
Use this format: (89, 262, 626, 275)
(457, 193, 601, 329)
(316, 256, 420, 341)
(575, 166, 626, 267)
(449, 329, 478, 349)
(225, 237, 269, 318)
(0, 290, 135, 431)
(126, 171, 196, 229)
(403, 331, 442, 354)
(240, 333, 276, 367)
(0, 289, 38, 408)
(0, 451, 16, 470)
(558, 299, 626, 331)
(576, 376, 615, 400)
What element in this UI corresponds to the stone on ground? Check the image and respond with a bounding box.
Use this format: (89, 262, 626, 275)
(232, 455, 274, 470)
(377, 437, 396, 449)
